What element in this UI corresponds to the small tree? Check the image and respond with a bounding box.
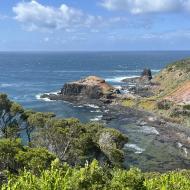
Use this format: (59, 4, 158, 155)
(0, 94, 24, 139)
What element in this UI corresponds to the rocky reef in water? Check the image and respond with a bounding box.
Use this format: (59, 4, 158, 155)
(41, 76, 119, 105)
(121, 68, 154, 97)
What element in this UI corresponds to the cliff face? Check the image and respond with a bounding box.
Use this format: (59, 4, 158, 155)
(41, 76, 117, 104)
(61, 76, 115, 99)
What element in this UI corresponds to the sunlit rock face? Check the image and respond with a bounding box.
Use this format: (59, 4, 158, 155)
(41, 76, 118, 104)
(61, 76, 115, 99)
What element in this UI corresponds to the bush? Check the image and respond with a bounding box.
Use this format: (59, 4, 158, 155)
(157, 100, 173, 110)
(145, 170, 190, 190)
(110, 168, 146, 190)
(0, 138, 56, 174)
(1, 162, 146, 190)
(183, 104, 190, 110)
(2, 160, 190, 190)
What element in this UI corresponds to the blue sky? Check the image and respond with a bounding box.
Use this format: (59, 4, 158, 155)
(1, 0, 190, 51)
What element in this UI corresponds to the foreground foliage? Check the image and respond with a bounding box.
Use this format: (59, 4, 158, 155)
(0, 94, 128, 167)
(1, 94, 190, 189)
(1, 160, 190, 190)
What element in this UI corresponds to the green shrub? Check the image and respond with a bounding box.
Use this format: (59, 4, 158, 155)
(145, 170, 190, 190)
(110, 168, 146, 190)
(157, 100, 173, 110)
(1, 162, 146, 190)
(183, 104, 190, 110)
(2, 160, 190, 190)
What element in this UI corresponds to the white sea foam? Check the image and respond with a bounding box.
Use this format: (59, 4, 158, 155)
(113, 85, 122, 90)
(105, 76, 139, 83)
(85, 104, 100, 109)
(139, 126, 159, 135)
(182, 147, 188, 157)
(46, 91, 60, 95)
(35, 91, 59, 102)
(152, 69, 160, 72)
(90, 115, 103, 121)
(90, 110, 102, 113)
(0, 83, 13, 87)
(177, 142, 183, 148)
(177, 143, 189, 157)
(124, 144, 145, 154)
(74, 105, 84, 108)
(35, 94, 52, 102)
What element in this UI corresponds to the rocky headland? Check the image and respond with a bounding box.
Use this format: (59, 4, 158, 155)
(41, 76, 119, 106)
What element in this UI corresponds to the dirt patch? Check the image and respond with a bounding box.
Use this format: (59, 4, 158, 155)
(165, 81, 190, 104)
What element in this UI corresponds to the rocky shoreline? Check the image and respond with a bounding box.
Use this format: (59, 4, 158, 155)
(40, 65, 190, 170)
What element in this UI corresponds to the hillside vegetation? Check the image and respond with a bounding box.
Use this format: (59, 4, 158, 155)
(153, 58, 190, 100)
(123, 58, 190, 126)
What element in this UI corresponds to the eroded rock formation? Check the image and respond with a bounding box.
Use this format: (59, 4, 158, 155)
(41, 76, 118, 105)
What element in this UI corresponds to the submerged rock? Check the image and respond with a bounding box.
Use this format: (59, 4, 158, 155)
(41, 76, 118, 105)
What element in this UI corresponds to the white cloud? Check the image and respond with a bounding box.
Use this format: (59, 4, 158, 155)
(101, 0, 190, 14)
(13, 0, 102, 31)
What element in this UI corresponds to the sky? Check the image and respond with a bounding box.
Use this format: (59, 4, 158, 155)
(1, 0, 190, 51)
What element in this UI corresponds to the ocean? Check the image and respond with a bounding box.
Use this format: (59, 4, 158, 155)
(0, 51, 190, 171)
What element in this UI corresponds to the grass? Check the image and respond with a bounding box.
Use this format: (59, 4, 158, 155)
(122, 98, 156, 111)
(122, 99, 137, 108)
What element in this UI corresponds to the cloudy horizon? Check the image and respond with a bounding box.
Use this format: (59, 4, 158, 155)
(1, 0, 190, 51)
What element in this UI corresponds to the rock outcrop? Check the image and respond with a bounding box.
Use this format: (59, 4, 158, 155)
(122, 68, 152, 84)
(41, 76, 118, 105)
(141, 68, 152, 81)
(121, 68, 153, 97)
(62, 76, 115, 98)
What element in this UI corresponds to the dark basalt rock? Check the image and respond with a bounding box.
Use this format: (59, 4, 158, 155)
(121, 68, 153, 97)
(122, 68, 152, 84)
(141, 68, 152, 81)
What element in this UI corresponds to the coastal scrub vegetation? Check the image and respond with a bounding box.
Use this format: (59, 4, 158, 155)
(0, 94, 128, 167)
(0, 94, 190, 189)
(122, 59, 190, 127)
(1, 158, 190, 190)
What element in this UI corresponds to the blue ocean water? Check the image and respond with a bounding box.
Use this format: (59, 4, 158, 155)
(0, 51, 190, 171)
